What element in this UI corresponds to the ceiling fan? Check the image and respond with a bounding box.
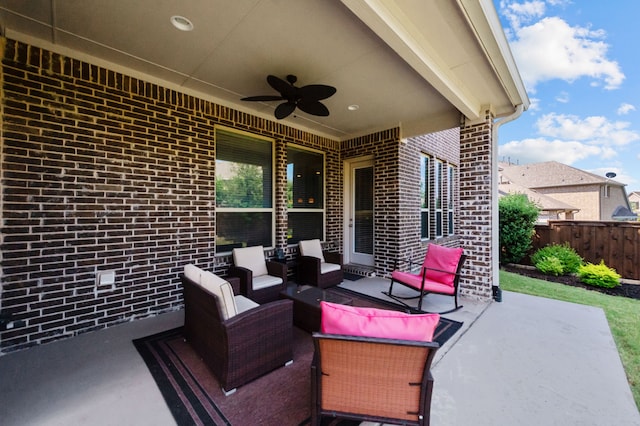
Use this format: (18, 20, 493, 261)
(241, 74, 337, 119)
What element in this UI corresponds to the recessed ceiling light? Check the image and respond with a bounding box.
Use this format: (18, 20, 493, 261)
(170, 15, 194, 31)
(348, 104, 360, 111)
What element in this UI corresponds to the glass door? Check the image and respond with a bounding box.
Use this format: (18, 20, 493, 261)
(349, 160, 374, 266)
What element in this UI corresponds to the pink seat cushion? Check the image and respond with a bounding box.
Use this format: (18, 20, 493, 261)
(422, 244, 463, 287)
(320, 301, 440, 342)
(391, 271, 456, 295)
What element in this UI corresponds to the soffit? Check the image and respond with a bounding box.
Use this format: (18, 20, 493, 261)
(0, 0, 527, 140)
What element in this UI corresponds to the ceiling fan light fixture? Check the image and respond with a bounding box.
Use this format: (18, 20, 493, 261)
(170, 15, 194, 31)
(242, 74, 336, 120)
(348, 104, 360, 111)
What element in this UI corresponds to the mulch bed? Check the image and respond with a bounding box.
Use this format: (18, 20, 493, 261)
(502, 264, 640, 300)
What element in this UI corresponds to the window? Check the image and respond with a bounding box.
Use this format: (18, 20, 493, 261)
(420, 155, 430, 239)
(447, 164, 455, 235)
(215, 128, 273, 252)
(433, 160, 443, 238)
(287, 146, 324, 244)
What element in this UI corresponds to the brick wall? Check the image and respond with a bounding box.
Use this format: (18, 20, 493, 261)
(0, 37, 495, 353)
(341, 128, 463, 278)
(400, 129, 462, 263)
(458, 112, 494, 299)
(0, 39, 342, 353)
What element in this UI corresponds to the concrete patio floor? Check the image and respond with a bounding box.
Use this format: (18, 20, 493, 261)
(0, 277, 638, 425)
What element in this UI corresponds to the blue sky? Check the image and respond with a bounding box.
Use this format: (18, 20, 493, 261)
(494, 0, 640, 192)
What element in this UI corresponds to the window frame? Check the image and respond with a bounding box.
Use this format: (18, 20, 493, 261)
(433, 159, 444, 239)
(286, 144, 326, 244)
(447, 163, 455, 236)
(420, 154, 430, 240)
(214, 126, 275, 253)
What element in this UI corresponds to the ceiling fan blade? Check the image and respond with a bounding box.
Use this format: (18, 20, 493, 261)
(297, 100, 330, 116)
(275, 102, 296, 119)
(241, 95, 284, 101)
(298, 84, 336, 101)
(267, 75, 296, 99)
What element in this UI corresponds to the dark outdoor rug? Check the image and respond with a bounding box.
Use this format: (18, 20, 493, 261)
(342, 272, 364, 281)
(133, 289, 463, 426)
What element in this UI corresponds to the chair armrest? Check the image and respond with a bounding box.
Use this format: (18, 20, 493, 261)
(266, 260, 287, 279)
(228, 265, 253, 294)
(323, 251, 343, 265)
(223, 299, 293, 335)
(223, 299, 294, 360)
(299, 255, 322, 272)
(226, 276, 241, 294)
(298, 255, 321, 286)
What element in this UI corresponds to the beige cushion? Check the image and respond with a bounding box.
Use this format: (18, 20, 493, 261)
(235, 295, 260, 314)
(320, 262, 341, 274)
(252, 274, 283, 290)
(232, 246, 269, 277)
(184, 263, 203, 283)
(299, 239, 325, 263)
(200, 271, 238, 320)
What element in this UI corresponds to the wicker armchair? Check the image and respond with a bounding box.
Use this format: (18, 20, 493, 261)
(228, 245, 288, 303)
(297, 239, 343, 288)
(311, 333, 439, 426)
(181, 267, 293, 395)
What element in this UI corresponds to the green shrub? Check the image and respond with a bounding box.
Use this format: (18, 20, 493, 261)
(499, 193, 540, 265)
(531, 243, 583, 275)
(577, 260, 621, 288)
(534, 256, 564, 276)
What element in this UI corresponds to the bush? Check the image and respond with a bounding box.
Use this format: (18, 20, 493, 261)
(499, 193, 540, 265)
(577, 260, 621, 288)
(531, 243, 583, 275)
(534, 256, 564, 276)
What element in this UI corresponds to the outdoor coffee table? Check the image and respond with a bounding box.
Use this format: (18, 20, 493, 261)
(280, 285, 353, 332)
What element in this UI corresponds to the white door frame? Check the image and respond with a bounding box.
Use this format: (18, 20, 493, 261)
(343, 156, 374, 266)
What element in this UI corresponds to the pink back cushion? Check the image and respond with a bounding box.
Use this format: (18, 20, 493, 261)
(422, 244, 463, 287)
(320, 302, 440, 342)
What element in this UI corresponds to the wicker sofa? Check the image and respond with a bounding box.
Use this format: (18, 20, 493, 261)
(181, 265, 294, 395)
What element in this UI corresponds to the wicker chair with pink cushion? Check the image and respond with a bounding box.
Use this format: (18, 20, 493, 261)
(297, 239, 343, 289)
(228, 245, 288, 304)
(181, 264, 293, 395)
(386, 243, 466, 313)
(310, 302, 440, 426)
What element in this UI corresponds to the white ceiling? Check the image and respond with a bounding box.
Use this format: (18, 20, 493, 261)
(0, 0, 528, 140)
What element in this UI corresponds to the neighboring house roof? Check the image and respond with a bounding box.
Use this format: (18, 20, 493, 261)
(499, 160, 637, 221)
(500, 161, 625, 189)
(498, 181, 578, 212)
(0, 0, 529, 141)
(612, 206, 638, 221)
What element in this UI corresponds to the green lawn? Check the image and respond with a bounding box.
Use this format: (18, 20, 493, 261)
(499, 269, 640, 409)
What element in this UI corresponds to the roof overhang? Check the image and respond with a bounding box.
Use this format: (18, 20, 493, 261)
(0, 0, 528, 140)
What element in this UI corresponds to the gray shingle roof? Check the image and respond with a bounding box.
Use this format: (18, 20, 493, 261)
(498, 181, 579, 211)
(499, 161, 624, 189)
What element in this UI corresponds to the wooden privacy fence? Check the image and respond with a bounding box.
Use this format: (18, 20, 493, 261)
(531, 221, 640, 281)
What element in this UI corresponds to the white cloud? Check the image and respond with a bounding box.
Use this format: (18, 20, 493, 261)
(555, 91, 569, 103)
(506, 16, 624, 92)
(498, 138, 605, 165)
(500, 0, 546, 29)
(536, 113, 640, 146)
(617, 103, 636, 115)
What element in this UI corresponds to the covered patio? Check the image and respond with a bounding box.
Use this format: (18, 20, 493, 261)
(1, 0, 528, 355)
(0, 283, 638, 425)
